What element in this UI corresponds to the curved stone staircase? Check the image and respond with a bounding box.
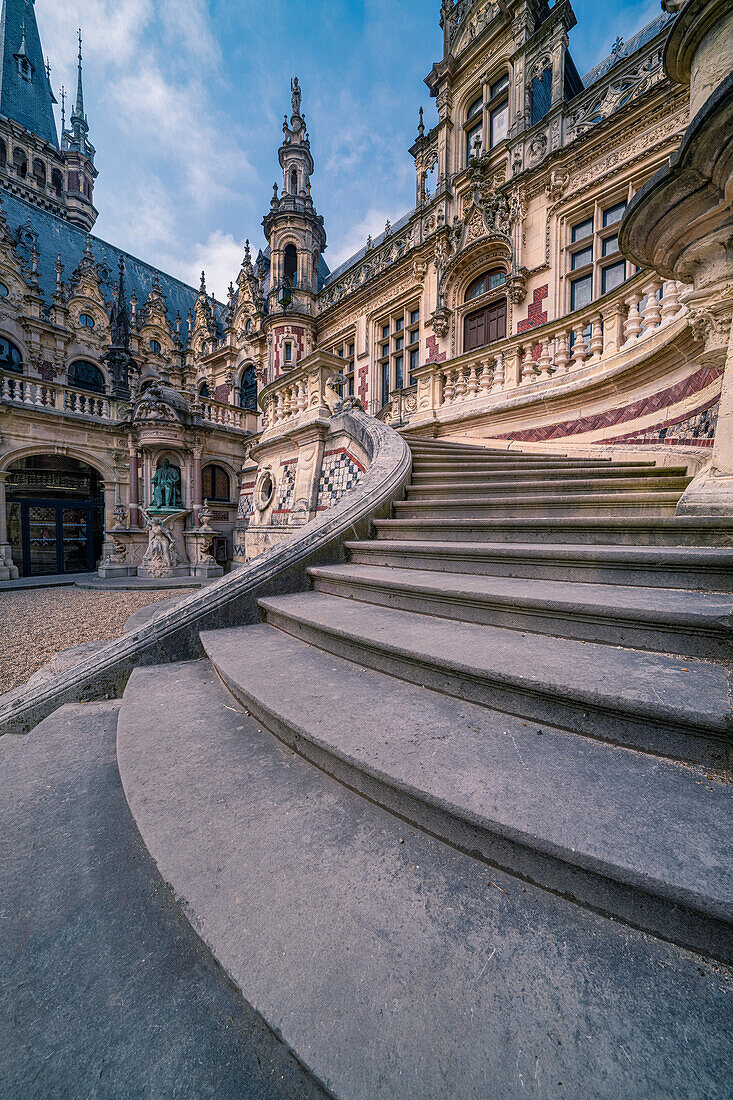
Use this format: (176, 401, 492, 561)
(110, 437, 732, 1098)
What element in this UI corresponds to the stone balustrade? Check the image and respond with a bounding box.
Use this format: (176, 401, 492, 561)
(258, 350, 344, 443)
(198, 396, 251, 431)
(0, 370, 119, 420)
(411, 274, 686, 427)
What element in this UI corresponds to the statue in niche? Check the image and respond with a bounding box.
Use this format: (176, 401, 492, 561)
(151, 458, 182, 509)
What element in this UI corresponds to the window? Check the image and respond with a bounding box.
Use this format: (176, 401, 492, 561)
(377, 305, 419, 404)
(12, 148, 27, 179)
(566, 200, 636, 311)
(465, 270, 506, 301)
(464, 298, 506, 352)
(284, 341, 292, 364)
(464, 74, 509, 166)
(239, 364, 258, 411)
(51, 168, 62, 196)
(0, 140, 6, 168)
(0, 336, 22, 373)
(32, 159, 46, 188)
(198, 381, 211, 399)
(68, 360, 105, 393)
(531, 68, 552, 127)
(149, 338, 162, 353)
(290, 169, 298, 194)
(332, 338, 356, 396)
(0, 282, 8, 298)
(603, 201, 627, 227)
(283, 243, 298, 288)
(79, 313, 95, 329)
(202, 465, 230, 502)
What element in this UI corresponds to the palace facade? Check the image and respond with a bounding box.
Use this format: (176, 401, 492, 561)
(0, 0, 717, 578)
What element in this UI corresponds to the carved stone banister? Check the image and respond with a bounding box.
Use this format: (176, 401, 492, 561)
(0, 410, 412, 738)
(257, 349, 344, 444)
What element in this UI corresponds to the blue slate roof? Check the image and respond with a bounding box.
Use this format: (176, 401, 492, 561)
(1, 191, 204, 340)
(582, 12, 675, 88)
(0, 0, 58, 148)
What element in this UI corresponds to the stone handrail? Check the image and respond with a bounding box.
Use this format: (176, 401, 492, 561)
(410, 272, 686, 427)
(257, 350, 344, 443)
(0, 370, 125, 421)
(0, 409, 412, 737)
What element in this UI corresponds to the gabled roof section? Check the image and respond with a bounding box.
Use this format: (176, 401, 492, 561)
(582, 12, 675, 88)
(0, 191, 205, 341)
(0, 0, 58, 148)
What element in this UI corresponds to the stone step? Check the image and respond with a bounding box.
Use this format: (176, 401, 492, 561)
(117, 659, 733, 1099)
(258, 592, 731, 768)
(344, 539, 733, 591)
(0, 700, 324, 1097)
(411, 456, 623, 472)
(406, 475, 692, 498)
(201, 627, 733, 963)
(410, 464, 690, 485)
(394, 491, 684, 519)
(374, 515, 733, 546)
(307, 564, 733, 658)
(407, 439, 519, 456)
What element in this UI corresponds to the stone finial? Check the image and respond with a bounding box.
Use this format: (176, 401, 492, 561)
(199, 270, 207, 295)
(418, 106, 425, 138)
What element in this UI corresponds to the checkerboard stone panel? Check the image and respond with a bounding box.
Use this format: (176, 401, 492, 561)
(317, 449, 365, 511)
(274, 460, 297, 514)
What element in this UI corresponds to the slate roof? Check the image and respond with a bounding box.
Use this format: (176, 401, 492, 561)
(322, 207, 416, 288)
(0, 190, 204, 341)
(582, 12, 675, 88)
(0, 0, 58, 149)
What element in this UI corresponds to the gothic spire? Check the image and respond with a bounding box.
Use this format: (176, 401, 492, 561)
(0, 0, 59, 147)
(62, 27, 95, 163)
(73, 28, 84, 121)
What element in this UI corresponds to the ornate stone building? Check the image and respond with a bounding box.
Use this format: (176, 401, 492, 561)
(0, 0, 720, 578)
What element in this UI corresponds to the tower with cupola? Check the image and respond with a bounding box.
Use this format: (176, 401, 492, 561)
(261, 77, 326, 381)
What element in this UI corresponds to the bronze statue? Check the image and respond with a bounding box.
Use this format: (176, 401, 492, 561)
(151, 458, 182, 508)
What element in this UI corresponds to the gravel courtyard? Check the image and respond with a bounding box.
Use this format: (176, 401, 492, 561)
(0, 588, 197, 693)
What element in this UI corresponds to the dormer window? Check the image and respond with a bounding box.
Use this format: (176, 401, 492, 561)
(149, 338, 161, 353)
(464, 75, 509, 167)
(531, 68, 552, 127)
(16, 55, 32, 82)
(79, 313, 95, 329)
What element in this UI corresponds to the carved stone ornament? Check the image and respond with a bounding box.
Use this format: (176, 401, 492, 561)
(429, 305, 452, 338)
(545, 168, 569, 201)
(99, 535, 128, 568)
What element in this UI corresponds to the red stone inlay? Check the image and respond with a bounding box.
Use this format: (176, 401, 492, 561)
(493, 365, 722, 442)
(426, 335, 446, 365)
(517, 284, 548, 334)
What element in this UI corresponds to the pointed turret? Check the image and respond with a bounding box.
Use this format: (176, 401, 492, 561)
(0, 0, 58, 147)
(102, 256, 135, 399)
(62, 29, 95, 164)
(58, 27, 97, 231)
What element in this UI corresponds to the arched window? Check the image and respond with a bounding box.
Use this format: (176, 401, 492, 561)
(69, 360, 105, 393)
(198, 381, 210, 399)
(51, 168, 63, 196)
(290, 169, 298, 194)
(149, 338, 161, 353)
(0, 335, 23, 373)
(79, 313, 95, 329)
(202, 464, 229, 502)
(465, 94, 483, 165)
(32, 159, 46, 188)
(239, 364, 258, 411)
(244, 318, 252, 335)
(465, 269, 506, 302)
(0, 282, 9, 298)
(12, 148, 27, 179)
(531, 68, 552, 127)
(283, 243, 298, 288)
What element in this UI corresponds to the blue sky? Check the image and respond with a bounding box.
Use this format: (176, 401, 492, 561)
(36, 0, 661, 298)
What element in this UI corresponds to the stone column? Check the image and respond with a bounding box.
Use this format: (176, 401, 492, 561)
(192, 442, 203, 528)
(128, 446, 140, 527)
(0, 472, 19, 579)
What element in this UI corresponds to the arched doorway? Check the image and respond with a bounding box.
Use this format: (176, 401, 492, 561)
(6, 455, 104, 576)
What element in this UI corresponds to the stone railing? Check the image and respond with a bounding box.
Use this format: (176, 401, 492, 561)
(0, 370, 124, 421)
(198, 396, 252, 432)
(0, 409, 411, 737)
(410, 273, 686, 428)
(257, 350, 344, 443)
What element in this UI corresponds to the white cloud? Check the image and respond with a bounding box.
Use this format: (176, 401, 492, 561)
(328, 207, 396, 269)
(177, 230, 245, 300)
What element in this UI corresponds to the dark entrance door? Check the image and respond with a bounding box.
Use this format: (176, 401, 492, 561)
(10, 499, 102, 576)
(463, 298, 507, 352)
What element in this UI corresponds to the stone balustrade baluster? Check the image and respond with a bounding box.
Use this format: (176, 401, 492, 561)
(492, 352, 505, 392)
(454, 367, 468, 402)
(442, 368, 455, 405)
(521, 343, 537, 384)
(479, 359, 492, 394)
(467, 363, 480, 398)
(571, 327, 588, 369)
(660, 279, 682, 324)
(554, 332, 569, 374)
(537, 338, 553, 379)
(624, 292, 643, 342)
(641, 279, 663, 332)
(589, 315, 604, 361)
(296, 380, 307, 415)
